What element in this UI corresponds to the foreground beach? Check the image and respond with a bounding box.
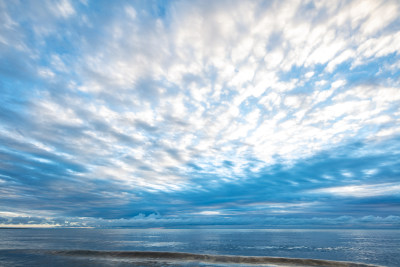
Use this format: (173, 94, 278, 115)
(0, 249, 383, 267)
(54, 250, 382, 266)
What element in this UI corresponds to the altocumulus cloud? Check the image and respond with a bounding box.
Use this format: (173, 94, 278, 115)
(0, 0, 399, 228)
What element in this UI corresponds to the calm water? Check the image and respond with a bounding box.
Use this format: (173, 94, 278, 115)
(0, 228, 399, 266)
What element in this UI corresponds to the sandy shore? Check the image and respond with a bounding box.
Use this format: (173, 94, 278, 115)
(49, 250, 383, 267)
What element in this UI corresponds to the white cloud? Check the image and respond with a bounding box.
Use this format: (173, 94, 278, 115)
(309, 183, 400, 197)
(195, 211, 221, 216)
(2, 0, 400, 194)
(53, 0, 75, 18)
(359, 1, 398, 36)
(305, 71, 314, 79)
(1, 212, 399, 228)
(125, 5, 137, 19)
(326, 49, 354, 72)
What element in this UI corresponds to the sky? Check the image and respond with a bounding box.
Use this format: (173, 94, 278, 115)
(0, 0, 400, 228)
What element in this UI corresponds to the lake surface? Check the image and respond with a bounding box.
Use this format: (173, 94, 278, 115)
(0, 228, 399, 266)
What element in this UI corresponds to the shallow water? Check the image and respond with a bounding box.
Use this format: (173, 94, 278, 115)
(0, 229, 399, 266)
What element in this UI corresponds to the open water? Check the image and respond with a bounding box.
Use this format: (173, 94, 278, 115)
(0, 228, 399, 266)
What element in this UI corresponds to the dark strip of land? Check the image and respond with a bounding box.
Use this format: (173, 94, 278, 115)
(50, 250, 383, 267)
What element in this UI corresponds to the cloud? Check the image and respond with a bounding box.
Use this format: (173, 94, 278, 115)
(0, 0, 399, 227)
(309, 183, 400, 198)
(1, 212, 400, 229)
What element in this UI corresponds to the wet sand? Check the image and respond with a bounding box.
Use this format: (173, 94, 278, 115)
(50, 250, 383, 267)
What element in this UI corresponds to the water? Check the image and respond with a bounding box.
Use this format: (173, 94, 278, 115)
(0, 228, 399, 266)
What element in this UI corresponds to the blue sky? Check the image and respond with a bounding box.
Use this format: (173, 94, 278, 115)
(0, 0, 400, 228)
